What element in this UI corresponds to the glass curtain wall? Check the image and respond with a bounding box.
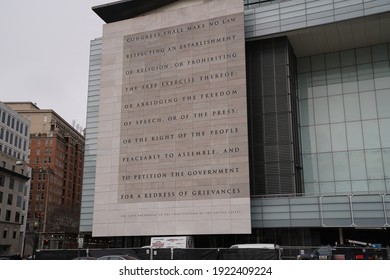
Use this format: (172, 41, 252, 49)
(298, 43, 390, 195)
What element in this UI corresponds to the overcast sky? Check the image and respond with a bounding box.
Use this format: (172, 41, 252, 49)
(0, 0, 111, 128)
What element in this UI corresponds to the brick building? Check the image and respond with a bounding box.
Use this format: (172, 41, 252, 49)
(6, 102, 85, 250)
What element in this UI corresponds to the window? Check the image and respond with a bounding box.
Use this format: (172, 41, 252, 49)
(9, 178, 15, 189)
(3, 229, 7, 239)
(18, 182, 23, 192)
(16, 196, 22, 207)
(15, 212, 20, 223)
(7, 194, 13, 205)
(0, 191, 3, 203)
(0, 175, 4, 186)
(5, 210, 11, 221)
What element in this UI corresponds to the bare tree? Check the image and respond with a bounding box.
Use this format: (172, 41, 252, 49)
(45, 204, 80, 249)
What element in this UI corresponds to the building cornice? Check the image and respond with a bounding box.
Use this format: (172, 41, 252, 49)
(92, 0, 179, 23)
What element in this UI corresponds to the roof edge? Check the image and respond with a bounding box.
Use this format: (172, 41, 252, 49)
(92, 0, 180, 23)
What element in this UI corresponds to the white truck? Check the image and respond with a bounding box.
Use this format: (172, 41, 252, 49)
(150, 236, 194, 249)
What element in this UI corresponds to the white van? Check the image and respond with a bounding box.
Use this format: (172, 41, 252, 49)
(229, 243, 277, 249)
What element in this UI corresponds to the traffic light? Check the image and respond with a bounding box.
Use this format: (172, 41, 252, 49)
(38, 213, 44, 224)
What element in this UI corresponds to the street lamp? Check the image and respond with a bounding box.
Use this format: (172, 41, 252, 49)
(39, 168, 50, 249)
(32, 221, 39, 260)
(15, 160, 31, 258)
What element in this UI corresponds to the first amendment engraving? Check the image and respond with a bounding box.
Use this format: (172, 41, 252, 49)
(93, 0, 251, 236)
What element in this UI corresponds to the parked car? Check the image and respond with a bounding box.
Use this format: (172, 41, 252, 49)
(97, 255, 138, 260)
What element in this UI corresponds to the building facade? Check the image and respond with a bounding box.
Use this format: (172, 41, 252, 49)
(6, 102, 85, 250)
(0, 102, 31, 256)
(81, 0, 390, 247)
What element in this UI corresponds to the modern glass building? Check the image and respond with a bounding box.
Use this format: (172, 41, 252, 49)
(80, 0, 390, 247)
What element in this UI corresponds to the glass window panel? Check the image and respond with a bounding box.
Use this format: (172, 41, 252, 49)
(312, 70, 326, 87)
(300, 99, 311, 126)
(331, 123, 347, 151)
(325, 52, 340, 69)
(374, 76, 390, 90)
(333, 152, 350, 181)
(358, 79, 375, 92)
(359, 91, 377, 120)
(356, 47, 372, 64)
(357, 64, 374, 92)
(314, 97, 329, 124)
(357, 63, 373, 78)
(342, 67, 358, 94)
(376, 89, 390, 118)
(327, 83, 343, 96)
(326, 68, 342, 82)
(365, 149, 384, 180)
(340, 49, 356, 66)
(343, 81, 358, 94)
(382, 149, 390, 179)
(303, 154, 318, 183)
(311, 54, 325, 71)
(312, 85, 327, 98)
(329, 95, 345, 123)
(387, 179, 390, 192)
(379, 118, 390, 148)
(344, 93, 361, 121)
(368, 180, 385, 193)
(317, 153, 334, 182)
(299, 99, 311, 125)
(349, 151, 367, 180)
(301, 126, 317, 154)
(297, 57, 311, 73)
(298, 73, 312, 99)
(342, 66, 357, 82)
(362, 120, 380, 149)
(304, 183, 319, 194)
(320, 182, 335, 194)
(335, 181, 351, 194)
(315, 124, 332, 152)
(388, 42, 390, 60)
(372, 44, 389, 62)
(373, 61, 390, 76)
(351, 181, 368, 193)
